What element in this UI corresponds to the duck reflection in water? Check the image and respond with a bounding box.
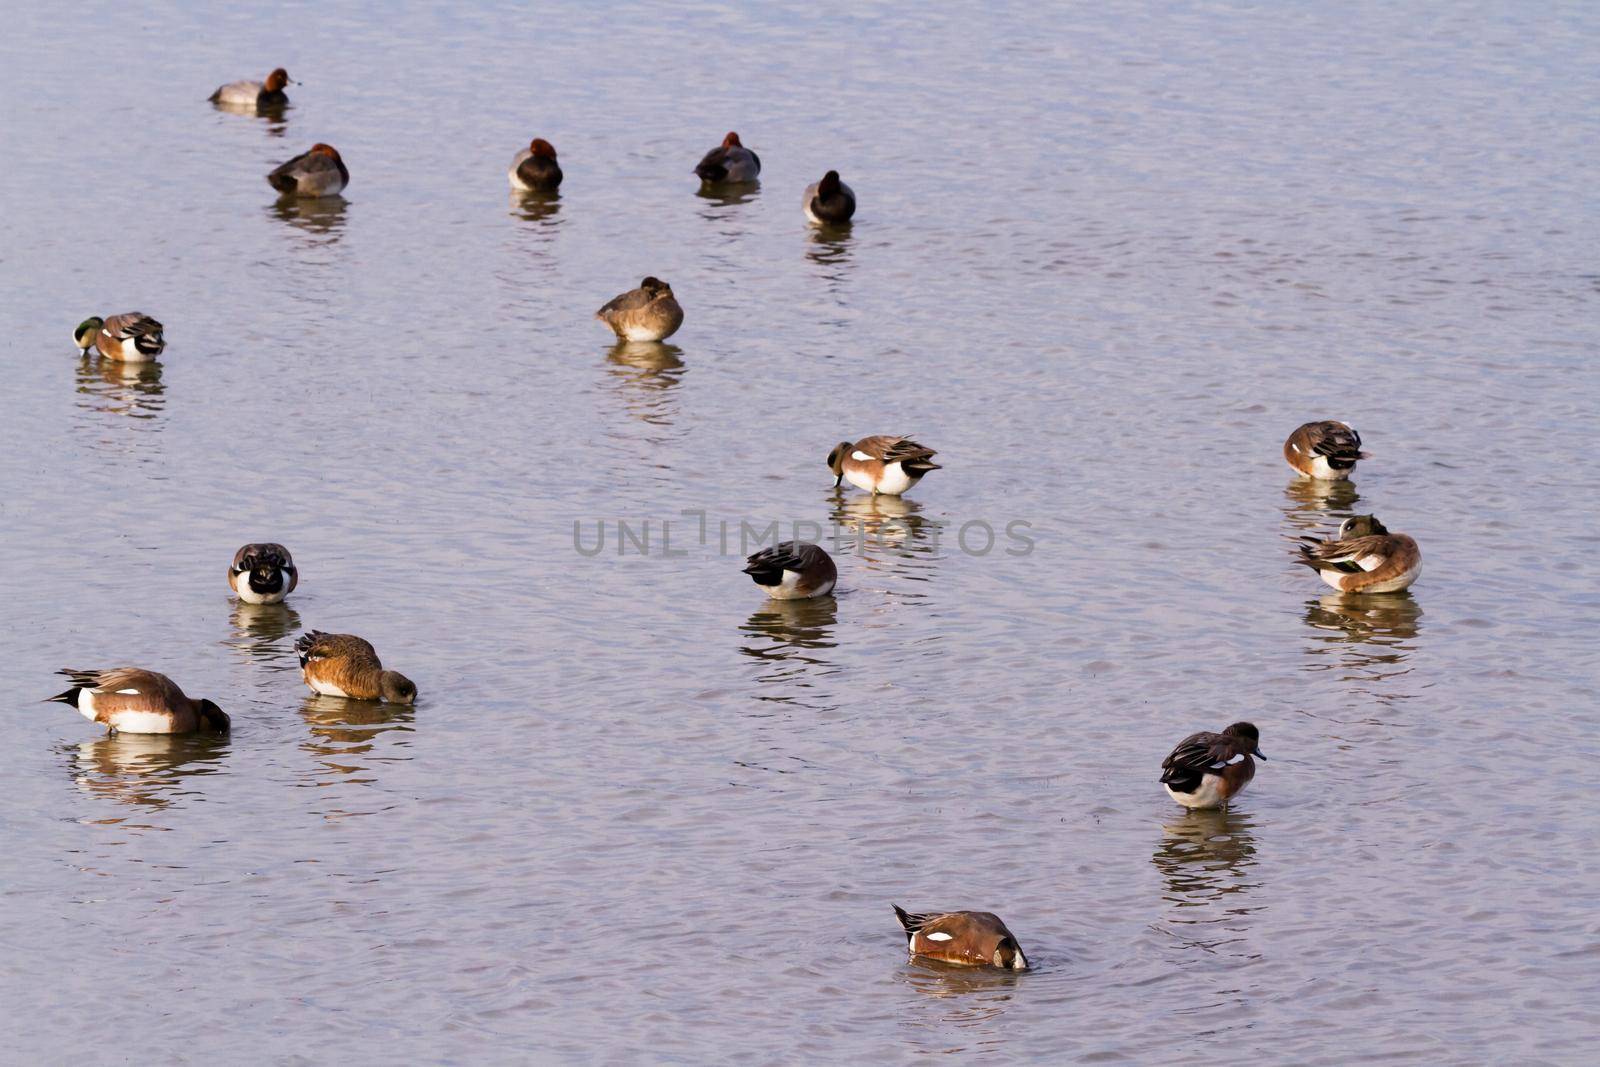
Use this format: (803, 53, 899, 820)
(893, 955, 1022, 1047)
(510, 189, 562, 225)
(1153, 807, 1259, 908)
(228, 601, 303, 660)
(68, 733, 229, 812)
(740, 596, 839, 657)
(299, 694, 412, 783)
(1302, 591, 1422, 687)
(806, 224, 854, 283)
(74, 356, 164, 420)
(604, 341, 685, 426)
(269, 194, 347, 242)
(829, 492, 936, 560)
(1281, 475, 1360, 538)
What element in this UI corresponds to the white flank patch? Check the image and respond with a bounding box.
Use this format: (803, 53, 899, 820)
(1165, 775, 1230, 810)
(308, 675, 349, 698)
(115, 335, 153, 362)
(874, 463, 915, 496)
(1356, 553, 1386, 572)
(1309, 455, 1349, 480)
(621, 322, 668, 342)
(236, 571, 285, 605)
(109, 710, 176, 735)
(78, 689, 100, 722)
(925, 931, 953, 942)
(1363, 560, 1421, 593)
(843, 467, 878, 494)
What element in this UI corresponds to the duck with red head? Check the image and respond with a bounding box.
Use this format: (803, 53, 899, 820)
(694, 131, 761, 184)
(211, 67, 297, 110)
(804, 170, 856, 224)
(510, 138, 563, 193)
(267, 143, 348, 198)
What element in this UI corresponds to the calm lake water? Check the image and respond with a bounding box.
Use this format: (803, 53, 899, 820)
(3, 1, 1598, 1062)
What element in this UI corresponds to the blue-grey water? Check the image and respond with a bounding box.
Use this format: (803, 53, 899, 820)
(2, 1, 1598, 1062)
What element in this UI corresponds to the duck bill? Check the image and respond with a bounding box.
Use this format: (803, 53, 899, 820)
(1253, 749, 1267, 761)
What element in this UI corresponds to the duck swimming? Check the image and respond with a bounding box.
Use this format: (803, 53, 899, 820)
(1284, 420, 1368, 481)
(228, 543, 298, 605)
(47, 668, 229, 735)
(295, 631, 416, 703)
(211, 68, 296, 109)
(827, 436, 940, 496)
(892, 906, 1028, 970)
(742, 541, 837, 600)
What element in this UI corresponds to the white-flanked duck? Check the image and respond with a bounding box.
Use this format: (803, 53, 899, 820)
(743, 541, 837, 600)
(804, 170, 855, 224)
(1298, 514, 1422, 593)
(73, 313, 165, 361)
(47, 669, 229, 735)
(827, 435, 940, 496)
(509, 138, 562, 192)
(1160, 722, 1265, 809)
(211, 68, 296, 110)
(1284, 420, 1369, 480)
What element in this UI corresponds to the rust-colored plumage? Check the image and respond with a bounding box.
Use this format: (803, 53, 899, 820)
(893, 906, 1028, 970)
(294, 631, 416, 703)
(46, 668, 229, 735)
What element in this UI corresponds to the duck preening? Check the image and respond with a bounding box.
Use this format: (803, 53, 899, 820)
(510, 138, 563, 192)
(1297, 514, 1421, 593)
(694, 131, 761, 184)
(804, 170, 855, 224)
(1284, 420, 1369, 481)
(267, 144, 349, 198)
(742, 541, 837, 600)
(1160, 722, 1265, 809)
(596, 277, 684, 342)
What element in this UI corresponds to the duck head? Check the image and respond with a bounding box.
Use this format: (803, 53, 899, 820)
(309, 143, 343, 162)
(265, 68, 296, 92)
(819, 170, 842, 195)
(1223, 721, 1266, 759)
(1338, 514, 1389, 539)
(722, 131, 743, 148)
(379, 671, 417, 705)
(826, 442, 853, 486)
(639, 276, 672, 298)
(529, 138, 558, 159)
(73, 317, 104, 354)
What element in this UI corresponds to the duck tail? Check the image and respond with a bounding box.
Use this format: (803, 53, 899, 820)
(892, 905, 929, 934)
(44, 687, 82, 706)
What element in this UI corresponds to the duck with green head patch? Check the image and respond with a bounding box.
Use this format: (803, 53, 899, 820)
(1298, 514, 1422, 593)
(74, 313, 165, 361)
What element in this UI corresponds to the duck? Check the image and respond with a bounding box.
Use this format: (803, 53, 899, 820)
(210, 67, 295, 109)
(294, 631, 416, 703)
(267, 144, 348, 198)
(596, 277, 684, 342)
(743, 541, 837, 600)
(804, 170, 856, 224)
(694, 131, 761, 184)
(1284, 420, 1369, 480)
(1160, 722, 1265, 810)
(46, 668, 229, 735)
(827, 435, 940, 496)
(509, 138, 563, 192)
(892, 906, 1028, 971)
(73, 313, 165, 361)
(1297, 514, 1421, 593)
(228, 543, 298, 605)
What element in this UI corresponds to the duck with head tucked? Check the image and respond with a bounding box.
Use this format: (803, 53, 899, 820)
(46, 668, 229, 735)
(694, 131, 760, 184)
(1160, 722, 1265, 810)
(893, 906, 1029, 971)
(1298, 514, 1421, 593)
(596, 277, 683, 342)
(1284, 420, 1369, 481)
(827, 435, 940, 496)
(804, 170, 855, 225)
(73, 313, 165, 361)
(211, 67, 296, 109)
(268, 144, 348, 198)
(295, 631, 416, 703)
(743, 541, 837, 600)
(228, 543, 298, 605)
(509, 138, 562, 192)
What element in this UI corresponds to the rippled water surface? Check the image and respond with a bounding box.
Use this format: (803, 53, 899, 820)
(3, 2, 1598, 1062)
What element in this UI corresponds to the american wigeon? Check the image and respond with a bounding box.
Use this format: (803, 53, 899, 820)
(1160, 722, 1265, 810)
(893, 906, 1029, 971)
(827, 435, 940, 496)
(509, 138, 563, 192)
(47, 668, 229, 735)
(73, 313, 165, 361)
(210, 68, 295, 109)
(1284, 420, 1369, 480)
(268, 144, 348, 198)
(596, 277, 684, 342)
(694, 131, 761, 184)
(294, 631, 416, 703)
(1298, 514, 1421, 593)
(228, 543, 299, 605)
(804, 170, 856, 224)
(743, 541, 837, 599)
